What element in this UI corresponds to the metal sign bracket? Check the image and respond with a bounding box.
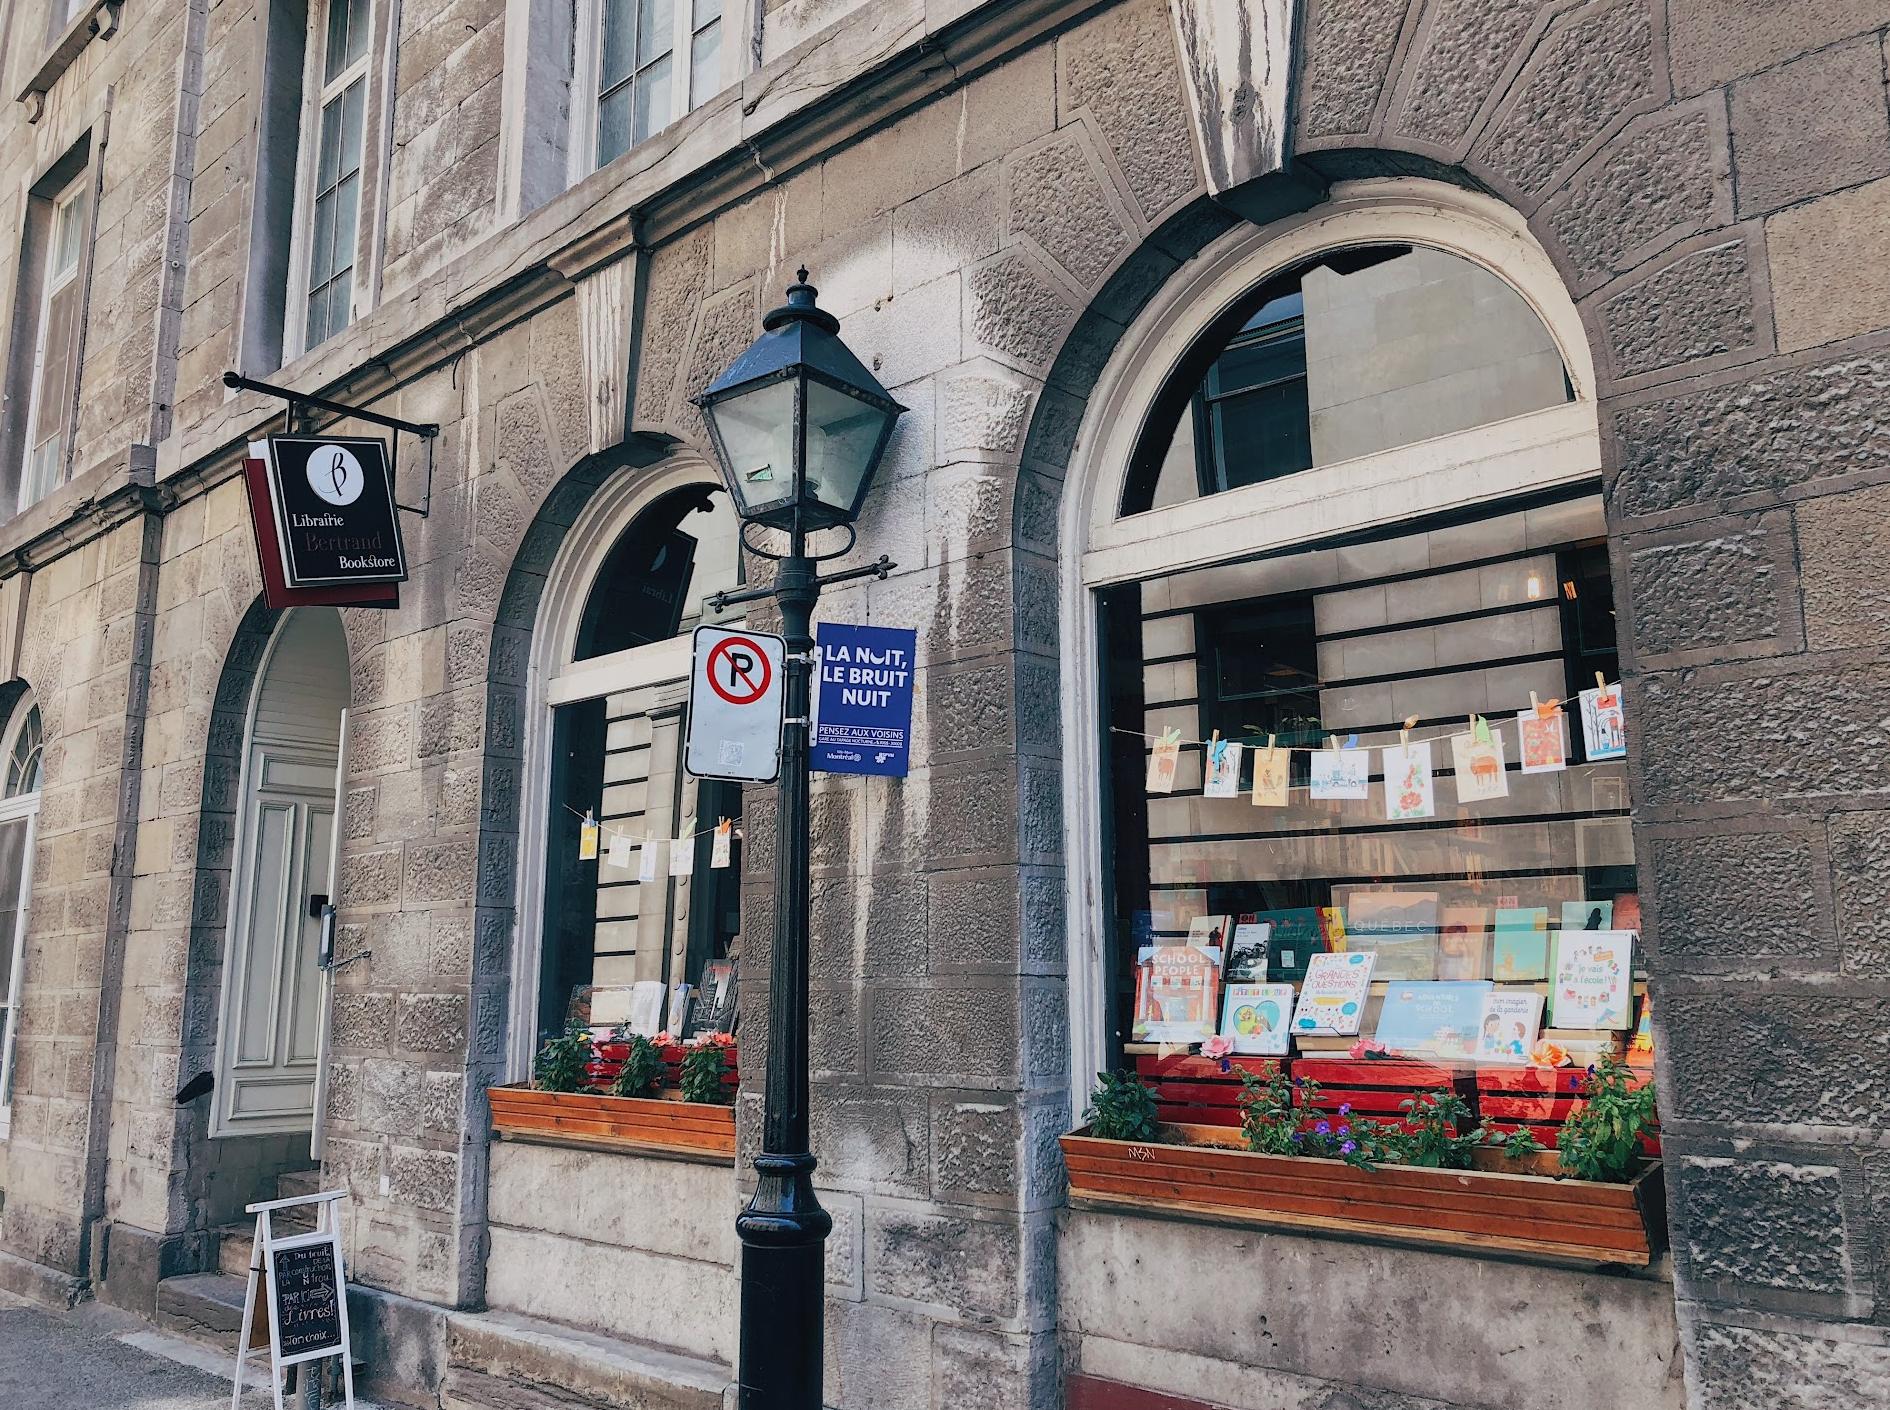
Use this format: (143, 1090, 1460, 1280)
(225, 371, 438, 518)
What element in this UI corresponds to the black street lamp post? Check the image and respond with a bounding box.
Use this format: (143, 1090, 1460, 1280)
(693, 271, 905, 1410)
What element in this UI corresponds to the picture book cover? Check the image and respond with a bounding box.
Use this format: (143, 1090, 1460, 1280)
(1437, 905, 1490, 980)
(1309, 746, 1370, 800)
(1476, 989, 1545, 1063)
(1251, 746, 1289, 807)
(1147, 729, 1181, 793)
(1579, 682, 1627, 761)
(1223, 920, 1271, 983)
(1259, 908, 1328, 982)
(1516, 708, 1569, 774)
(1204, 739, 1243, 798)
(1492, 907, 1551, 981)
(1318, 906, 1348, 953)
(1613, 893, 1642, 934)
(1550, 929, 1634, 1030)
(1222, 982, 1296, 1055)
(1373, 980, 1494, 1060)
(1188, 914, 1234, 950)
(1346, 890, 1440, 980)
(1381, 740, 1435, 820)
(1291, 951, 1376, 1035)
(1450, 729, 1509, 803)
(1561, 899, 1613, 934)
(1132, 943, 1224, 1042)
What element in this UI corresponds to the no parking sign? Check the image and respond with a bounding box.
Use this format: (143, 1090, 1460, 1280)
(685, 625, 787, 782)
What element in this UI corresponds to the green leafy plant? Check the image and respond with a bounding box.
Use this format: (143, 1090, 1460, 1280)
(609, 1032, 663, 1098)
(1084, 1070, 1161, 1143)
(1237, 1066, 1393, 1169)
(1236, 1063, 1301, 1155)
(1556, 1056, 1656, 1183)
(533, 1027, 592, 1093)
(1492, 1125, 1545, 1161)
(1395, 1090, 1480, 1169)
(680, 1041, 735, 1105)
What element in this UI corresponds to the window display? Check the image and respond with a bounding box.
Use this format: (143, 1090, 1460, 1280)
(1102, 494, 1646, 1076)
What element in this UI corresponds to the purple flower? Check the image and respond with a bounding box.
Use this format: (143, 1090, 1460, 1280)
(1341, 1140, 1357, 1155)
(1315, 1119, 1331, 1136)
(1337, 1123, 1350, 1137)
(1339, 1103, 1352, 1116)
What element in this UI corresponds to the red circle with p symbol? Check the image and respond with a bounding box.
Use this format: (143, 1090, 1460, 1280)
(705, 636, 772, 705)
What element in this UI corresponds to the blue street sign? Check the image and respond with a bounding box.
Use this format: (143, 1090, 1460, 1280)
(812, 623, 916, 776)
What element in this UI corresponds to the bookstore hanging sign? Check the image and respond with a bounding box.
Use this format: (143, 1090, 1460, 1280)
(262, 434, 409, 589)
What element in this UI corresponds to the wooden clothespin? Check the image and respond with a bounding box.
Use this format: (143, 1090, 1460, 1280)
(1530, 691, 1561, 718)
(1400, 714, 1418, 747)
(1327, 734, 1340, 755)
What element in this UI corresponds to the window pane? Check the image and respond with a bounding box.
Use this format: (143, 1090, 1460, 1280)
(0, 817, 28, 1001)
(21, 439, 58, 510)
(326, 0, 371, 82)
(596, 85, 633, 167)
(337, 79, 367, 183)
(330, 171, 360, 283)
(690, 18, 721, 109)
(632, 55, 672, 146)
(600, 0, 636, 91)
(6, 708, 41, 798)
(51, 189, 86, 279)
(694, 0, 722, 24)
(316, 94, 345, 189)
(1103, 499, 1641, 1085)
(308, 188, 338, 289)
(637, 0, 674, 64)
(536, 489, 745, 1054)
(1212, 379, 1314, 490)
(1123, 247, 1573, 514)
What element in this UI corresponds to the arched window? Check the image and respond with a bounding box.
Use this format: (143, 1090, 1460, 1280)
(517, 467, 746, 1062)
(1122, 244, 1574, 514)
(1064, 184, 1641, 1103)
(0, 692, 43, 1135)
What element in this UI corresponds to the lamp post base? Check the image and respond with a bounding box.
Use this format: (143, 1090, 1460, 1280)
(736, 1154, 832, 1410)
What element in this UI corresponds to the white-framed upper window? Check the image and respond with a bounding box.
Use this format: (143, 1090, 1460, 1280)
(573, 0, 725, 177)
(289, 0, 372, 356)
(19, 171, 88, 513)
(0, 695, 44, 1139)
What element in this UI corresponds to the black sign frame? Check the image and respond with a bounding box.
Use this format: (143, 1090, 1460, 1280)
(265, 434, 409, 588)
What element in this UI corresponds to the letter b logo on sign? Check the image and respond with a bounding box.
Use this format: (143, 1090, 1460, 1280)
(685, 626, 787, 783)
(306, 444, 365, 506)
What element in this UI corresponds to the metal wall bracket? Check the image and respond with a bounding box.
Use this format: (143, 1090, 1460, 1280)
(224, 371, 439, 518)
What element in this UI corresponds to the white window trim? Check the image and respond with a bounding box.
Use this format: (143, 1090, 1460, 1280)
(1056, 179, 1604, 1115)
(283, 0, 374, 362)
(0, 699, 43, 1140)
(508, 455, 736, 1080)
(566, 0, 730, 183)
(18, 169, 88, 514)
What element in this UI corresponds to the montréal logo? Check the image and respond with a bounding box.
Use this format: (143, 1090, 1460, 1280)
(305, 443, 365, 507)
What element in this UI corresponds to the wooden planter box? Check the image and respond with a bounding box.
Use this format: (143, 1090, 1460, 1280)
(1060, 1123, 1665, 1267)
(488, 1085, 736, 1162)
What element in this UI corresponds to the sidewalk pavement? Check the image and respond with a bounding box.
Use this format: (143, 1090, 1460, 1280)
(0, 1291, 380, 1409)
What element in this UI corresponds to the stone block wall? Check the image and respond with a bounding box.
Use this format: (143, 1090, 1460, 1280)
(0, 512, 156, 1290)
(1283, 1, 1890, 1401)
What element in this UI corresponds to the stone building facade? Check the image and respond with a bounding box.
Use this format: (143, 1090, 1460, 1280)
(0, 1, 1882, 1408)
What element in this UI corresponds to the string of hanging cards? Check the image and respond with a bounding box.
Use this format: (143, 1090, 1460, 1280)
(1134, 675, 1628, 818)
(562, 802, 742, 877)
